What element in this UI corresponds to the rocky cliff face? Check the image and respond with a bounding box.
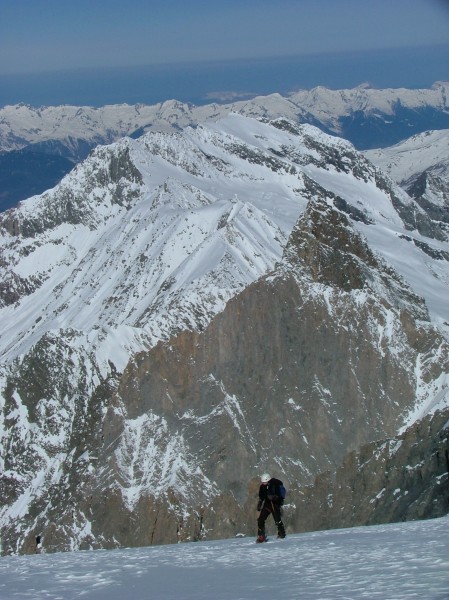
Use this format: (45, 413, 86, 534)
(6, 193, 447, 554)
(1, 115, 448, 554)
(294, 407, 449, 533)
(406, 172, 449, 235)
(81, 196, 446, 548)
(365, 128, 449, 243)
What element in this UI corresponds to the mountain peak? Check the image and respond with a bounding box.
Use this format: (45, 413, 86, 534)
(1, 112, 449, 554)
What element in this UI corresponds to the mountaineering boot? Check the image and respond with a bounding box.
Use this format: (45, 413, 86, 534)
(277, 522, 286, 539)
(256, 534, 266, 543)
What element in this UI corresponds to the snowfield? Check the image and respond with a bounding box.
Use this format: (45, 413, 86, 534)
(0, 516, 448, 600)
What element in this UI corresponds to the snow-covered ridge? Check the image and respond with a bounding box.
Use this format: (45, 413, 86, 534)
(1, 82, 448, 152)
(289, 81, 449, 128)
(2, 113, 449, 373)
(365, 129, 449, 185)
(3, 82, 449, 213)
(0, 115, 311, 370)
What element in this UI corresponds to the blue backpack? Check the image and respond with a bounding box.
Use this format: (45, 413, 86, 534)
(279, 482, 287, 501)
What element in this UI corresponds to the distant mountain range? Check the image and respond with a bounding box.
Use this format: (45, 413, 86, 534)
(1, 104, 448, 554)
(1, 82, 449, 211)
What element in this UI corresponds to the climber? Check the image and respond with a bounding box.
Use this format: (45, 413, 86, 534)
(256, 472, 286, 542)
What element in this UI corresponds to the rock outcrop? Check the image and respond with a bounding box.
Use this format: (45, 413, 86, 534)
(294, 407, 449, 533)
(13, 195, 446, 553)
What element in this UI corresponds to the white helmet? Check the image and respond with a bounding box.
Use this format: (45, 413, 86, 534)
(261, 473, 271, 483)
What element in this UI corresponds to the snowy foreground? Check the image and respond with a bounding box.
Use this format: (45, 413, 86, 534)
(1, 517, 449, 600)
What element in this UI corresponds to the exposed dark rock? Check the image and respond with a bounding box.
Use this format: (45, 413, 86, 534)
(405, 171, 449, 234)
(293, 407, 449, 533)
(0, 269, 45, 307)
(0, 144, 143, 239)
(375, 169, 449, 242)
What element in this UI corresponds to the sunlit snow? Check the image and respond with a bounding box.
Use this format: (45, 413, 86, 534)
(0, 517, 448, 599)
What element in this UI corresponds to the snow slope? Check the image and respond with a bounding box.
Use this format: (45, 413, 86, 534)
(289, 82, 449, 131)
(2, 114, 449, 370)
(0, 516, 448, 600)
(365, 129, 449, 185)
(0, 115, 310, 370)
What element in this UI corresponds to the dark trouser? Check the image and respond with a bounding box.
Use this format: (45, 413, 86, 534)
(258, 501, 285, 537)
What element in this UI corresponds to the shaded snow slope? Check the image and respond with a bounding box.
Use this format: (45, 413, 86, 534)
(0, 516, 448, 600)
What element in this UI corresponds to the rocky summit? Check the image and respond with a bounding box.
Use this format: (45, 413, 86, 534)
(0, 114, 448, 554)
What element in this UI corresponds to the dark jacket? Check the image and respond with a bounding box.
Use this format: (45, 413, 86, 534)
(257, 477, 284, 510)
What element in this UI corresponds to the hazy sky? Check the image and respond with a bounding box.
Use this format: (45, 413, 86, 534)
(1, 0, 448, 76)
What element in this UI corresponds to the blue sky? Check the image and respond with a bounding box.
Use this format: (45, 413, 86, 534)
(1, 0, 448, 75)
(0, 0, 448, 106)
